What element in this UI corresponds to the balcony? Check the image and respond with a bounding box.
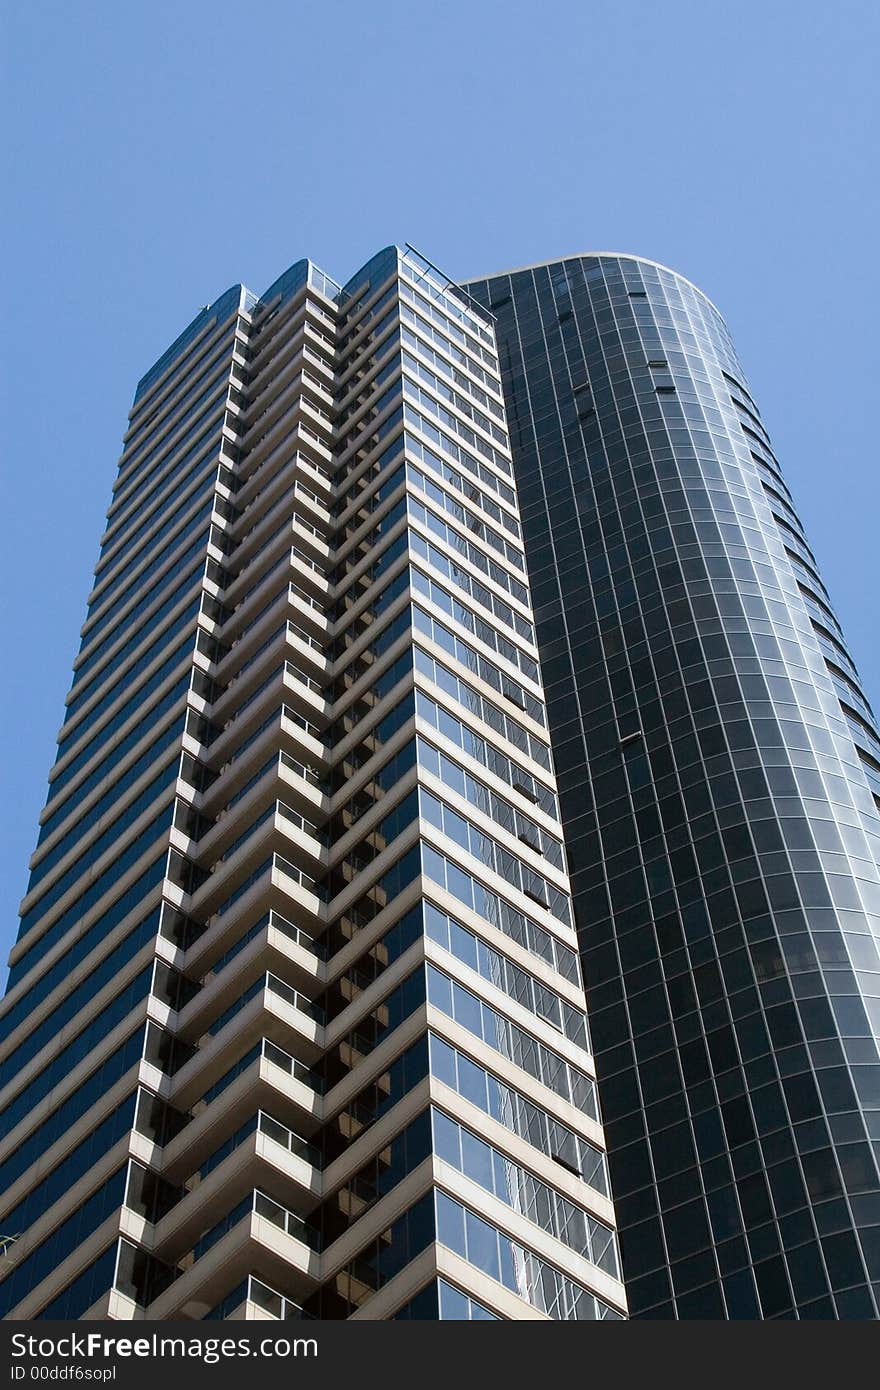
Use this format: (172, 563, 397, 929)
(205, 1274, 311, 1321)
(146, 1189, 321, 1320)
(178, 1036, 323, 1148)
(184, 799, 325, 925)
(180, 910, 325, 1033)
(150, 1113, 322, 1269)
(169, 968, 324, 1111)
(205, 693, 326, 785)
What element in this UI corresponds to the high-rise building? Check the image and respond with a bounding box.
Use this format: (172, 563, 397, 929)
(0, 248, 625, 1322)
(4, 244, 880, 1324)
(465, 254, 880, 1318)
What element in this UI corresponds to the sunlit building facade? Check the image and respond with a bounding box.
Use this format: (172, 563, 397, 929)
(0, 248, 624, 1322)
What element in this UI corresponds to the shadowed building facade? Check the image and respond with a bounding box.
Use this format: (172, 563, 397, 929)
(466, 255, 880, 1318)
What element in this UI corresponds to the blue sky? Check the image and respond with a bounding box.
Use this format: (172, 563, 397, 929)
(2, 0, 878, 972)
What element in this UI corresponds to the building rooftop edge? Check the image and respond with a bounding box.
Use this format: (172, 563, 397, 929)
(460, 253, 724, 320)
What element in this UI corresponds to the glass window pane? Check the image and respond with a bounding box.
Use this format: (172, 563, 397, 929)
(465, 1209, 500, 1282)
(435, 1192, 465, 1257)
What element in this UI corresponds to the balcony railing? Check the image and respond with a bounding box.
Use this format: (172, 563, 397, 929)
(284, 660, 323, 695)
(205, 1274, 312, 1320)
(196, 1035, 322, 1112)
(204, 969, 323, 1039)
(190, 1109, 321, 1190)
(205, 909, 321, 982)
(286, 619, 324, 653)
(191, 1189, 321, 1264)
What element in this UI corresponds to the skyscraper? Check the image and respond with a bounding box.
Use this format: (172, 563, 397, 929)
(0, 248, 624, 1322)
(4, 243, 879, 1324)
(465, 254, 880, 1318)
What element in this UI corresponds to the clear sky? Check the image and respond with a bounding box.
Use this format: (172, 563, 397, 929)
(2, 0, 878, 976)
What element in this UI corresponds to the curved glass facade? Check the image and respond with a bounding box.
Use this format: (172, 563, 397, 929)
(466, 255, 880, 1318)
